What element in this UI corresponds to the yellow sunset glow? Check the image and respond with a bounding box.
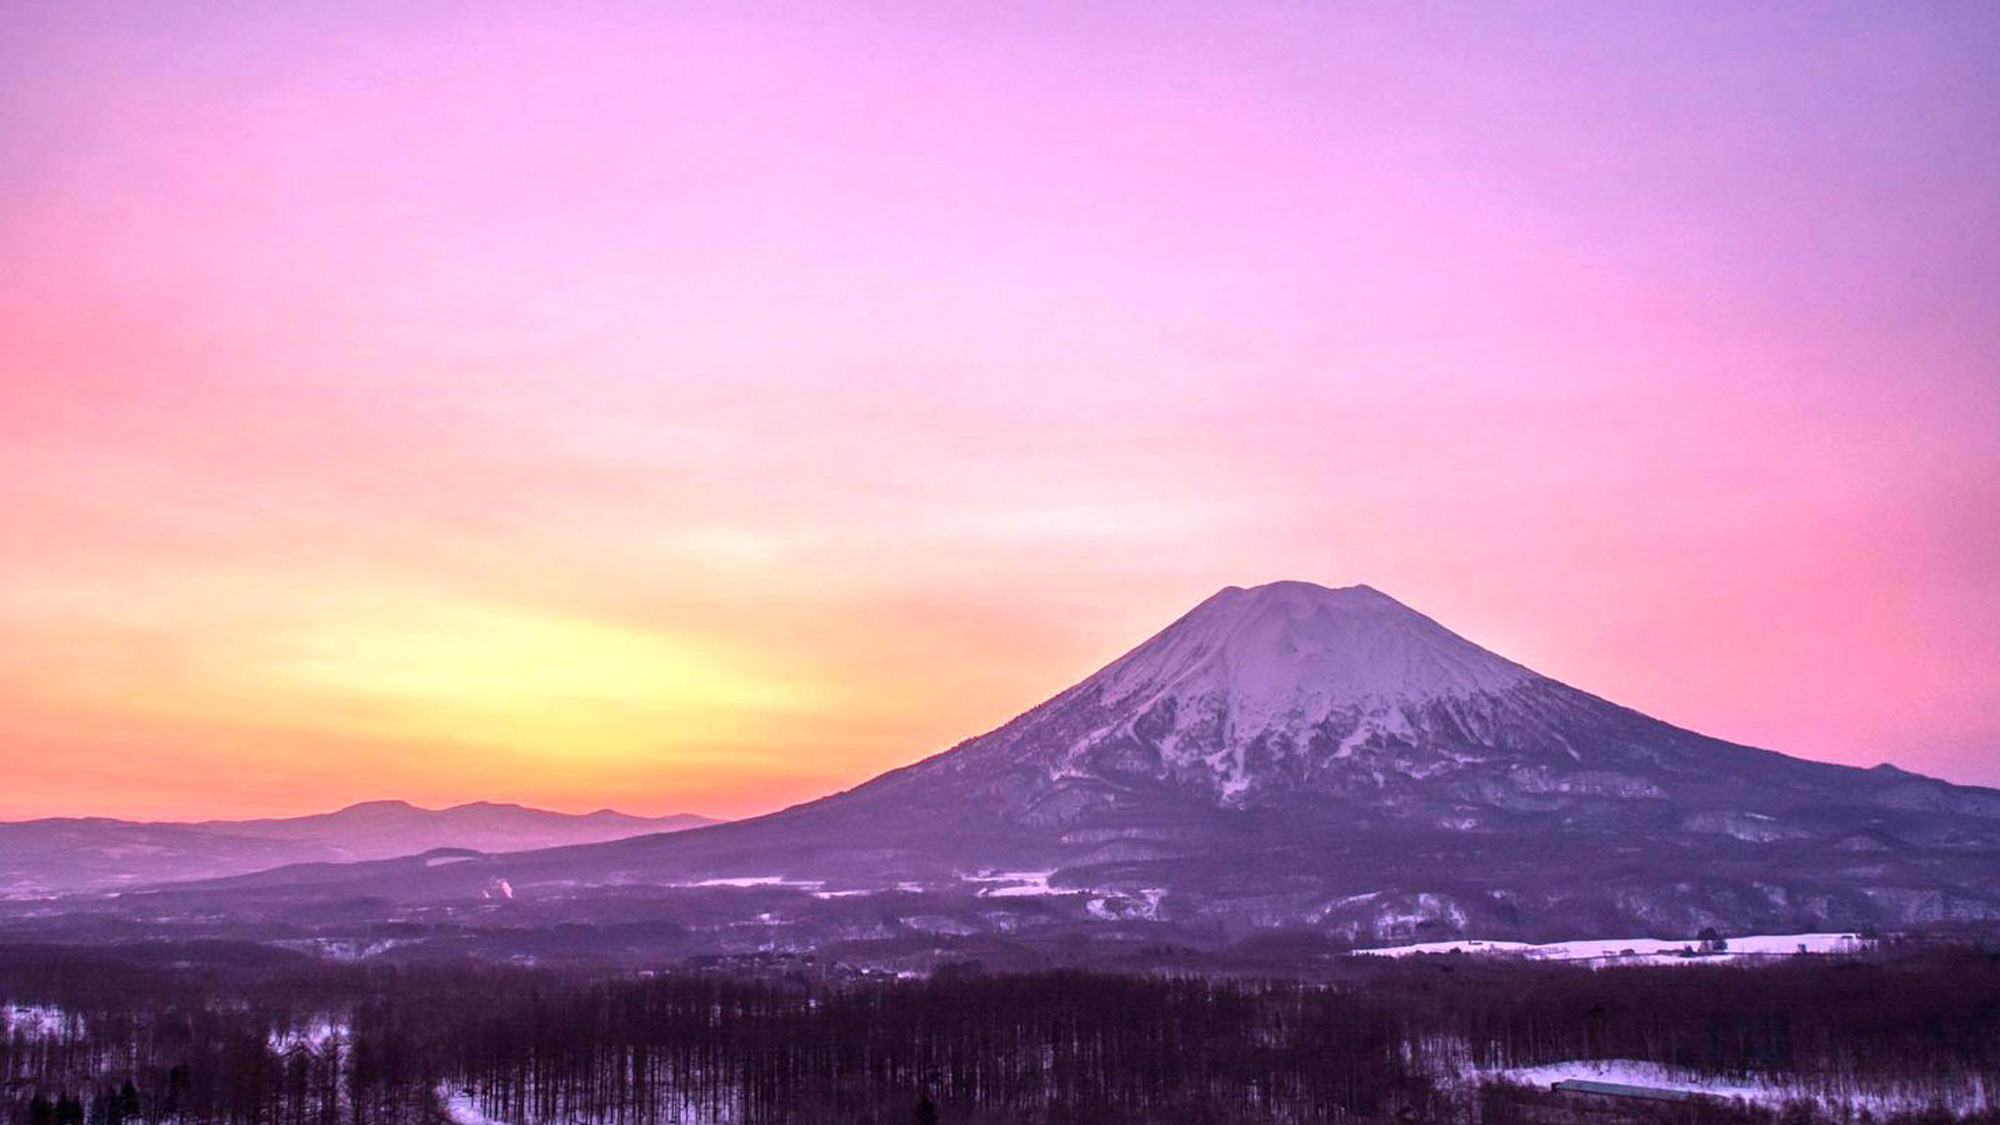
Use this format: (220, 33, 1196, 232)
(253, 596, 822, 761)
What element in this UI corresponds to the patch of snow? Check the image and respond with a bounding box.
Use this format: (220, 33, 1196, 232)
(2, 1004, 82, 1042)
(437, 1080, 738, 1125)
(438, 1086, 511, 1125)
(903, 915, 979, 936)
(1486, 1059, 1777, 1102)
(1334, 722, 1373, 760)
(1474, 1058, 1992, 1115)
(269, 1019, 348, 1055)
(980, 884, 1061, 898)
(688, 875, 824, 890)
(296, 937, 413, 961)
(1357, 932, 1869, 964)
(1079, 886, 1169, 921)
(1310, 891, 1382, 923)
(1370, 893, 1468, 937)
(963, 870, 1061, 897)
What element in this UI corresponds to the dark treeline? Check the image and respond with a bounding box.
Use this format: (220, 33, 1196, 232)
(2, 944, 1998, 1125)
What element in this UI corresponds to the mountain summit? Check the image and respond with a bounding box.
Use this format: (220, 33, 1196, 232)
(80, 581, 2000, 946)
(851, 579, 1769, 821)
(1096, 581, 1532, 713)
(1008, 580, 1539, 805)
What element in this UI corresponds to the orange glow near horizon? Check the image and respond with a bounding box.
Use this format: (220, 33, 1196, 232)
(3, 1, 1997, 821)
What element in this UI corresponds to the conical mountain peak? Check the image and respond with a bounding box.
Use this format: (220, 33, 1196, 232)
(1085, 580, 1536, 718)
(117, 580, 2000, 947)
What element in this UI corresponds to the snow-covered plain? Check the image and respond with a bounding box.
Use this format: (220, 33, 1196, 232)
(1474, 1058, 1992, 1116)
(1357, 932, 1867, 965)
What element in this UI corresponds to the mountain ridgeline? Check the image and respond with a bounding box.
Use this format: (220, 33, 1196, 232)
(16, 581, 2000, 952)
(0, 802, 718, 897)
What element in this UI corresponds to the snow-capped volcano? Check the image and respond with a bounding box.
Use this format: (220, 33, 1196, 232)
(85, 580, 2000, 945)
(1038, 581, 1539, 803)
(1091, 582, 1533, 710)
(867, 579, 1696, 816)
(747, 578, 2000, 932)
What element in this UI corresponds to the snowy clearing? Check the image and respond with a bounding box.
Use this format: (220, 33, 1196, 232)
(1475, 1058, 1993, 1116)
(3, 1004, 83, 1042)
(964, 870, 1062, 897)
(1358, 932, 1868, 964)
(438, 1086, 510, 1125)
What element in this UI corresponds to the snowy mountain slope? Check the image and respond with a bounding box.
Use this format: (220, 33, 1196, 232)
(34, 581, 2000, 944)
(838, 582, 1954, 834)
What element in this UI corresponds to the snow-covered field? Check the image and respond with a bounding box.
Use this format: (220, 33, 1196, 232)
(2, 1004, 84, 1042)
(1474, 1058, 1993, 1116)
(438, 1082, 739, 1125)
(1357, 932, 1868, 965)
(967, 870, 1060, 897)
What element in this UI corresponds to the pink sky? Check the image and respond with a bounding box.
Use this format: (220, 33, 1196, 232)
(3, 1, 1997, 819)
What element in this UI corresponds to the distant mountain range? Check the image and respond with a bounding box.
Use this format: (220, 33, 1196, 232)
(7, 581, 1998, 959)
(0, 801, 718, 896)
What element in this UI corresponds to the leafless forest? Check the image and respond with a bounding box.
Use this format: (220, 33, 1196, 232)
(3, 944, 1996, 1125)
